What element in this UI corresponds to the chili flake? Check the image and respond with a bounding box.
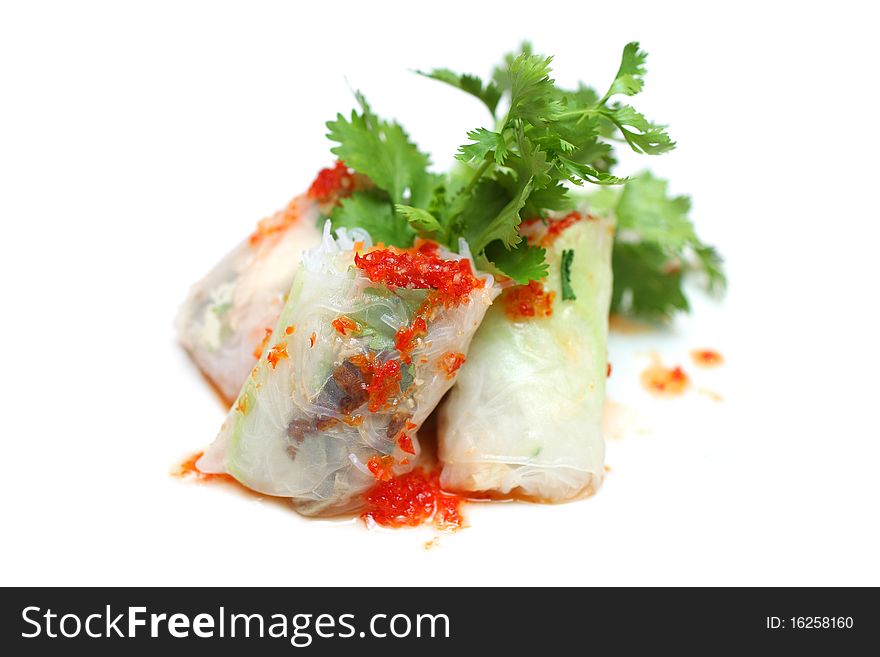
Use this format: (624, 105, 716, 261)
(267, 341, 289, 368)
(397, 433, 416, 455)
(366, 454, 395, 482)
(332, 315, 360, 336)
(395, 316, 427, 363)
(439, 352, 466, 378)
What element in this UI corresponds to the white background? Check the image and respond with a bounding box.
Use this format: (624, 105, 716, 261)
(1, 1, 878, 586)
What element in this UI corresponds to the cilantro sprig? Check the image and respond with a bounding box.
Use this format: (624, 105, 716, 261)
(324, 93, 439, 245)
(323, 42, 724, 317)
(416, 41, 673, 282)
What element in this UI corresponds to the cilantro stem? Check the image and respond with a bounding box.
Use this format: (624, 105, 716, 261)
(462, 159, 492, 197)
(556, 108, 603, 124)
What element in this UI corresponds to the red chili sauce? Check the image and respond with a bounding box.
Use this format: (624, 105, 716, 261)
(348, 353, 403, 413)
(394, 316, 427, 363)
(521, 211, 595, 247)
(355, 242, 484, 363)
(502, 280, 554, 320)
(361, 468, 464, 530)
(307, 161, 358, 204)
(354, 243, 484, 304)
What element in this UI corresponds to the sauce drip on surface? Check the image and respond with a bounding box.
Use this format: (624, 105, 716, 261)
(173, 452, 233, 483)
(641, 357, 690, 396)
(361, 469, 464, 530)
(174, 453, 297, 513)
(691, 349, 724, 367)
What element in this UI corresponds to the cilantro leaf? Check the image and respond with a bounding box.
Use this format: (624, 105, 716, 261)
(522, 182, 573, 217)
(483, 240, 548, 284)
(324, 93, 446, 247)
(394, 204, 442, 234)
(615, 172, 695, 246)
(331, 192, 414, 246)
(508, 133, 554, 190)
(602, 171, 725, 320)
(454, 178, 510, 244)
(490, 41, 534, 94)
(325, 95, 434, 207)
(556, 156, 627, 186)
(560, 249, 576, 300)
(507, 53, 561, 126)
(457, 128, 509, 165)
(600, 41, 648, 103)
(416, 68, 502, 117)
(694, 244, 727, 293)
(548, 42, 674, 158)
(466, 177, 533, 253)
(611, 242, 689, 319)
(599, 105, 675, 155)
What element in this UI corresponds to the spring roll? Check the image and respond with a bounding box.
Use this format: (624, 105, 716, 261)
(176, 163, 364, 403)
(198, 223, 499, 515)
(439, 211, 613, 502)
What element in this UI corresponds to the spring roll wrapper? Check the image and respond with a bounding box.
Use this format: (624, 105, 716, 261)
(198, 227, 499, 516)
(439, 215, 613, 502)
(175, 195, 322, 403)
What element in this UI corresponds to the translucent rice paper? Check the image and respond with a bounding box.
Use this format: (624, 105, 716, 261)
(198, 223, 499, 516)
(175, 195, 321, 403)
(439, 213, 614, 502)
